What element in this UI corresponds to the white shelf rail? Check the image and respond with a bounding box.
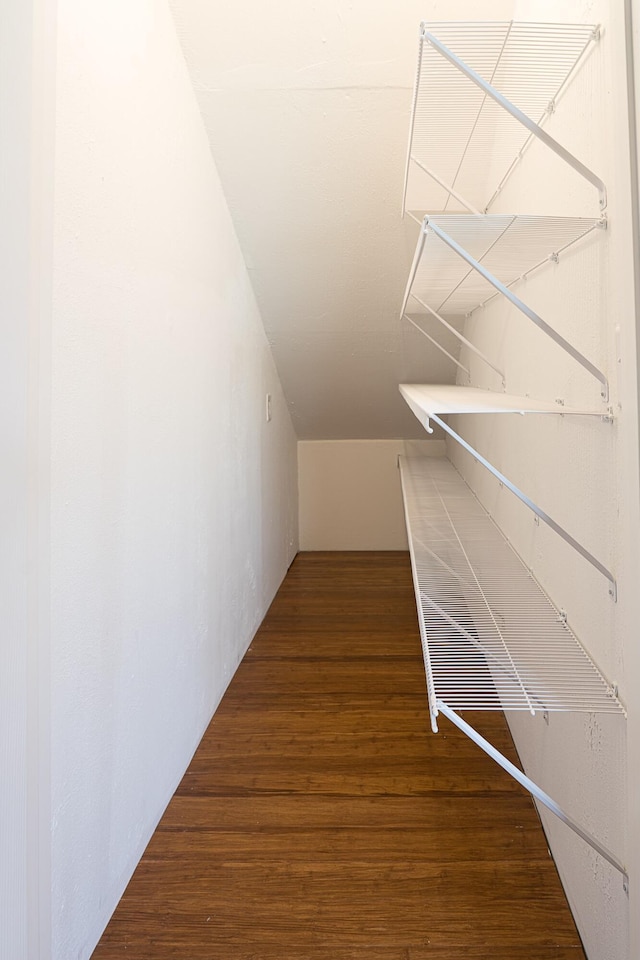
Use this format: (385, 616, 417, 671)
(399, 455, 627, 885)
(402, 21, 604, 215)
(400, 385, 617, 597)
(437, 702, 628, 885)
(400, 215, 608, 399)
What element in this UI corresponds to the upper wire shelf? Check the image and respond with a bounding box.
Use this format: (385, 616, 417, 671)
(400, 214, 608, 398)
(402, 21, 604, 215)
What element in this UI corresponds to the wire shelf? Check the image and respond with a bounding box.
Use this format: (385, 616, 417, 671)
(399, 384, 615, 593)
(399, 215, 607, 396)
(402, 214, 600, 318)
(403, 21, 601, 214)
(399, 456, 624, 724)
(399, 383, 601, 420)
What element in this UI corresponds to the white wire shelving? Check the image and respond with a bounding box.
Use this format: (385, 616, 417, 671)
(399, 455, 622, 720)
(395, 17, 626, 892)
(400, 384, 616, 597)
(402, 21, 604, 216)
(400, 214, 608, 398)
(399, 455, 626, 881)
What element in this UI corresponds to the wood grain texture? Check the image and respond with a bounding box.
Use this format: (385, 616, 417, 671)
(92, 552, 585, 960)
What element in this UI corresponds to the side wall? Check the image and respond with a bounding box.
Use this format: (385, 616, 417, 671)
(50, 2, 298, 957)
(0, 1, 54, 957)
(626, 6, 640, 959)
(298, 439, 445, 550)
(448, 4, 639, 958)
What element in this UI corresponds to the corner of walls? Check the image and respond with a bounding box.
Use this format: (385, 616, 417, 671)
(297, 438, 445, 550)
(51, 1, 297, 957)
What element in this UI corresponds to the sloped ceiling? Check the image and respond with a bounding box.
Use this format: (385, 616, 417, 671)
(168, 0, 507, 439)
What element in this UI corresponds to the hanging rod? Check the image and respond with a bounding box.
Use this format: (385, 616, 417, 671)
(437, 702, 628, 886)
(399, 386, 617, 597)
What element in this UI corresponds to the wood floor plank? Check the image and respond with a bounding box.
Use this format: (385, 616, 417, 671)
(189, 724, 520, 763)
(158, 793, 542, 832)
(143, 825, 547, 863)
(92, 552, 585, 960)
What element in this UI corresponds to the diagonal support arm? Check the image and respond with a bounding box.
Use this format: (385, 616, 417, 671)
(427, 410, 617, 598)
(423, 31, 607, 210)
(425, 218, 609, 400)
(436, 700, 628, 887)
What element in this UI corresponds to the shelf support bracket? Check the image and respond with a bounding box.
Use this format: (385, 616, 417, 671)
(408, 296, 505, 383)
(426, 410, 617, 597)
(403, 314, 471, 376)
(436, 700, 628, 886)
(425, 218, 610, 401)
(422, 31, 607, 210)
(410, 156, 482, 215)
(400, 223, 427, 320)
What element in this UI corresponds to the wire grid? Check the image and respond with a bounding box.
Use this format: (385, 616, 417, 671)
(407, 21, 597, 212)
(409, 214, 599, 317)
(400, 456, 623, 715)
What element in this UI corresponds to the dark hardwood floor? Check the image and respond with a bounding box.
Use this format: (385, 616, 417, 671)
(92, 551, 585, 960)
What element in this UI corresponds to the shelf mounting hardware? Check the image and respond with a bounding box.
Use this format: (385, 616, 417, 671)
(437, 701, 628, 885)
(424, 217, 609, 400)
(403, 22, 605, 214)
(422, 30, 607, 210)
(404, 215, 608, 401)
(403, 314, 471, 376)
(400, 386, 617, 598)
(399, 456, 626, 885)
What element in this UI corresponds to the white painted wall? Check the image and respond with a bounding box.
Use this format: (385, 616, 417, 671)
(169, 0, 515, 440)
(0, 1, 55, 958)
(624, 4, 640, 958)
(50, 2, 297, 958)
(443, 3, 639, 957)
(0, 7, 33, 952)
(298, 439, 445, 550)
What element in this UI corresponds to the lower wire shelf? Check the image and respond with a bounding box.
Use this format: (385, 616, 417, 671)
(400, 384, 616, 597)
(399, 455, 627, 883)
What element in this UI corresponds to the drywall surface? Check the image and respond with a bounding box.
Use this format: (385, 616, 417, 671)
(444, 3, 639, 957)
(0, 1, 54, 957)
(50, 2, 298, 958)
(625, 4, 640, 957)
(298, 439, 444, 550)
(1, 4, 38, 958)
(168, 0, 515, 439)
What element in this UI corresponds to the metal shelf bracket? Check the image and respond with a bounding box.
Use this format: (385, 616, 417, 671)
(436, 701, 628, 887)
(419, 216, 610, 401)
(428, 410, 617, 597)
(422, 30, 607, 210)
(403, 22, 605, 215)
